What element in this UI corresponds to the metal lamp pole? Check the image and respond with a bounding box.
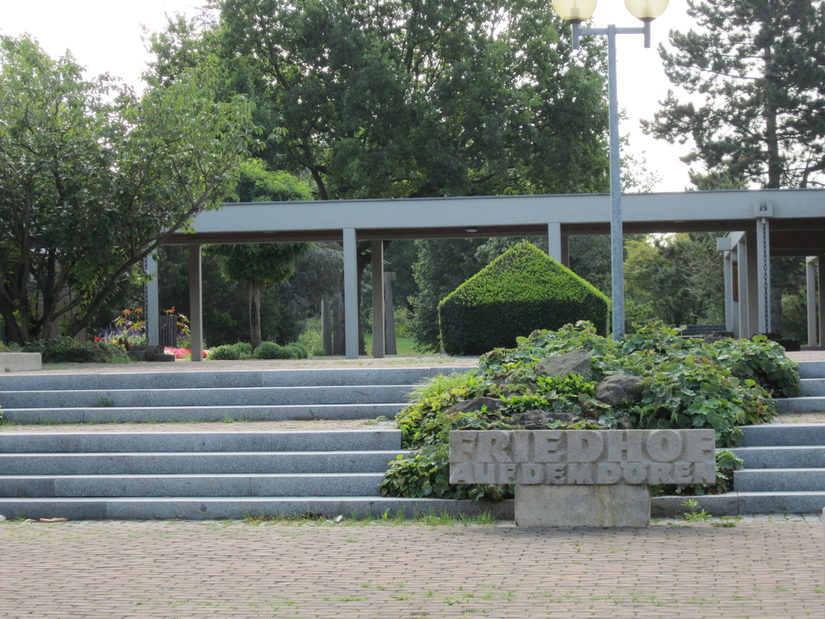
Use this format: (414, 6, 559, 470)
(552, 0, 668, 338)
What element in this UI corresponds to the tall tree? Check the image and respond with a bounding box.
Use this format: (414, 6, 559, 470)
(150, 0, 611, 200)
(647, 0, 825, 189)
(210, 160, 312, 348)
(0, 36, 255, 343)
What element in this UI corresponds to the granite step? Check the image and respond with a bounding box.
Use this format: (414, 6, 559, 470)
(0, 496, 504, 521)
(741, 424, 825, 447)
(0, 366, 471, 391)
(0, 385, 412, 409)
(728, 446, 825, 469)
(0, 450, 406, 476)
(0, 403, 405, 425)
(733, 468, 825, 492)
(0, 429, 401, 454)
(0, 473, 386, 498)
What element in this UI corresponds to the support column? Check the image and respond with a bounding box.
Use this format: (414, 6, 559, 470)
(371, 240, 385, 358)
(321, 298, 333, 355)
(560, 234, 570, 267)
(736, 236, 750, 338)
(744, 229, 759, 337)
(384, 272, 397, 356)
(145, 251, 159, 346)
(188, 244, 203, 362)
(343, 228, 359, 359)
(547, 223, 562, 263)
(806, 257, 818, 348)
(754, 217, 772, 334)
(819, 257, 825, 349)
(722, 250, 734, 334)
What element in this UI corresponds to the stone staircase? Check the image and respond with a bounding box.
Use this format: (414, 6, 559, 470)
(0, 366, 493, 520)
(674, 360, 825, 516)
(0, 367, 468, 425)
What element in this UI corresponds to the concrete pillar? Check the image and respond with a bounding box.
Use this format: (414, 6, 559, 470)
(745, 228, 760, 336)
(321, 298, 333, 355)
(145, 251, 159, 346)
(819, 257, 825, 349)
(722, 250, 734, 334)
(547, 223, 562, 263)
(384, 272, 397, 356)
(188, 244, 203, 362)
(754, 218, 772, 334)
(371, 240, 385, 358)
(736, 237, 750, 338)
(806, 257, 818, 348)
(560, 234, 570, 267)
(343, 228, 359, 359)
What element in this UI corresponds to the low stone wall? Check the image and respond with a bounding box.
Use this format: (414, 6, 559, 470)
(0, 352, 42, 372)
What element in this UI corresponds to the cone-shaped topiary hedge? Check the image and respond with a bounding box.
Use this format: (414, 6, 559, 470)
(437, 241, 610, 354)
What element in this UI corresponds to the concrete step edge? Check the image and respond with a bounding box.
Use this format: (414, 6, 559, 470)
(2, 403, 405, 424)
(0, 429, 402, 454)
(0, 472, 387, 498)
(0, 496, 512, 520)
(0, 366, 474, 391)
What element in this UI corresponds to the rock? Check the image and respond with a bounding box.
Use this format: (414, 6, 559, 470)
(446, 397, 504, 415)
(535, 351, 592, 379)
(0, 514, 5, 522)
(595, 375, 645, 406)
(510, 410, 577, 429)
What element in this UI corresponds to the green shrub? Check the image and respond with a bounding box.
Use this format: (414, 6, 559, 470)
(208, 342, 253, 360)
(438, 241, 610, 355)
(285, 342, 309, 359)
(706, 335, 800, 397)
(382, 322, 797, 501)
(253, 341, 293, 359)
(22, 337, 129, 363)
(0, 341, 22, 352)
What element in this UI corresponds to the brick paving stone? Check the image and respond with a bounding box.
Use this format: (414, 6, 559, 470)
(0, 517, 822, 618)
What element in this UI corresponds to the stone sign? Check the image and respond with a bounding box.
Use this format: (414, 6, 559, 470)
(449, 429, 717, 527)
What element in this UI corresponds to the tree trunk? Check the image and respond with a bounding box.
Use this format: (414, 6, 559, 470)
(249, 278, 262, 349)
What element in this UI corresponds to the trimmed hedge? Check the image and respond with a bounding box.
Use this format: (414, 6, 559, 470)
(437, 241, 609, 355)
(22, 337, 130, 363)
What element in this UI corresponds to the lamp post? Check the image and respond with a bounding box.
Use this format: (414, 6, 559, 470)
(551, 0, 668, 338)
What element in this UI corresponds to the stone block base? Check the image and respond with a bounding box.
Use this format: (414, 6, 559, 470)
(514, 483, 650, 527)
(0, 352, 42, 372)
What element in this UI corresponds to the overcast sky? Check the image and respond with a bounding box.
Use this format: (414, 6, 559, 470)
(1, 0, 695, 192)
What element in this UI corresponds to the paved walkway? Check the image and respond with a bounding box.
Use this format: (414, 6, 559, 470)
(0, 516, 822, 618)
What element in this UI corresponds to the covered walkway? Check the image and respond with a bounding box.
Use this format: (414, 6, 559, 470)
(149, 189, 825, 358)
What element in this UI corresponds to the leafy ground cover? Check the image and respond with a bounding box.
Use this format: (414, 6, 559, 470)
(380, 322, 799, 501)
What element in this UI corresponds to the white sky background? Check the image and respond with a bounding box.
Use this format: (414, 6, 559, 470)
(1, 0, 695, 192)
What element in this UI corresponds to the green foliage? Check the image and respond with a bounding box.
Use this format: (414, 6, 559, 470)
(252, 341, 293, 360)
(22, 337, 129, 364)
(438, 242, 610, 355)
(0, 35, 255, 344)
(382, 322, 796, 501)
(624, 234, 725, 328)
(208, 342, 253, 360)
(706, 335, 800, 398)
(251, 341, 309, 360)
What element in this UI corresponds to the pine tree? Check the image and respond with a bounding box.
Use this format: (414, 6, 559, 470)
(647, 0, 825, 189)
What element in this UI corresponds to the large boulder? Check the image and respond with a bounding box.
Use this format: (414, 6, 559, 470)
(510, 410, 577, 429)
(595, 374, 645, 406)
(535, 351, 592, 380)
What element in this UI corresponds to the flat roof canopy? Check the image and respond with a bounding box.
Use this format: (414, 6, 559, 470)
(165, 188, 825, 256)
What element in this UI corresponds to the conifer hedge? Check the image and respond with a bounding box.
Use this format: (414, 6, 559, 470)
(437, 241, 609, 354)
